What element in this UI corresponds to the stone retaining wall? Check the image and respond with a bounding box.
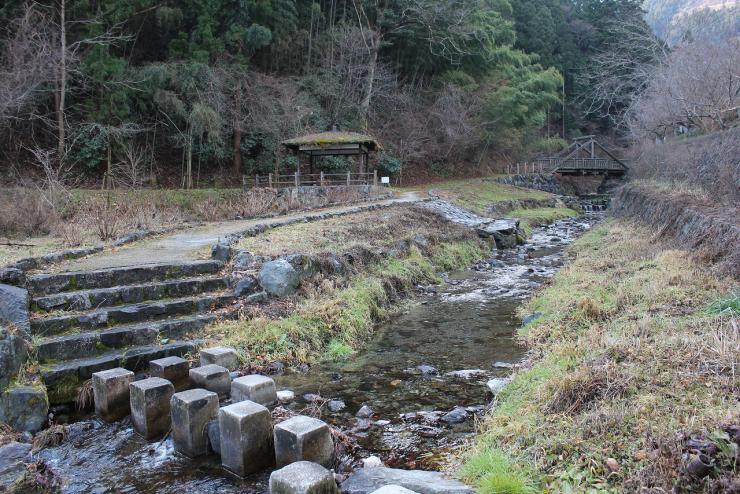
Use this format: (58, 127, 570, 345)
(611, 184, 740, 279)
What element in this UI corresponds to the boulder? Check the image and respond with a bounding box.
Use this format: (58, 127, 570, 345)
(0, 268, 26, 287)
(476, 219, 522, 250)
(440, 407, 468, 424)
(0, 284, 30, 334)
(259, 260, 300, 297)
(234, 276, 260, 297)
(277, 390, 295, 403)
(327, 399, 346, 412)
(341, 467, 473, 494)
(0, 385, 48, 432)
(356, 405, 374, 418)
(521, 312, 543, 326)
(232, 250, 257, 270)
(211, 242, 232, 262)
(0, 442, 32, 490)
(283, 254, 318, 280)
(486, 377, 512, 394)
(0, 327, 29, 388)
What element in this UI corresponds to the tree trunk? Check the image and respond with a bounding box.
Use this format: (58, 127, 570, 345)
(57, 0, 66, 161)
(360, 33, 379, 131)
(232, 127, 242, 177)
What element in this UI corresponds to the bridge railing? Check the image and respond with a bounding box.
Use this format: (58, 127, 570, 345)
(508, 158, 627, 175)
(242, 171, 378, 190)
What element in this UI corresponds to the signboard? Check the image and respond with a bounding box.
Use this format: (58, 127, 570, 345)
(381, 176, 390, 185)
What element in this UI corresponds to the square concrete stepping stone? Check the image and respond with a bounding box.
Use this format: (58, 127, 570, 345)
(189, 364, 230, 397)
(130, 377, 174, 439)
(171, 388, 219, 457)
(269, 461, 338, 494)
(231, 375, 277, 406)
(274, 415, 334, 468)
(219, 400, 273, 477)
(200, 346, 239, 371)
(370, 486, 419, 494)
(150, 356, 190, 391)
(93, 368, 134, 422)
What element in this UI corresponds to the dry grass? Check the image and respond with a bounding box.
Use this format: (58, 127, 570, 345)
(237, 205, 472, 257)
(427, 178, 552, 215)
(462, 220, 739, 493)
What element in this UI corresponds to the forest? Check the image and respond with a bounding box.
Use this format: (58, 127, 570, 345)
(0, 0, 653, 188)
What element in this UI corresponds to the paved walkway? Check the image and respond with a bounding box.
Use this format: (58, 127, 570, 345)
(55, 192, 423, 272)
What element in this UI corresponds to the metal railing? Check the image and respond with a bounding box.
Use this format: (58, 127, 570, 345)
(242, 171, 378, 190)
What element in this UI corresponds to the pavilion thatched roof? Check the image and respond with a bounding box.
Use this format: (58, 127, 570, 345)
(282, 131, 380, 152)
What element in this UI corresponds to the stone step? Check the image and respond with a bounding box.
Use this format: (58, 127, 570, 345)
(36, 314, 217, 363)
(28, 260, 224, 296)
(31, 293, 235, 336)
(32, 276, 229, 313)
(41, 340, 200, 404)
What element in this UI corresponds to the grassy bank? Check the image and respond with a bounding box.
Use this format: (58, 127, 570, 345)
(462, 221, 739, 493)
(207, 240, 486, 366)
(424, 178, 551, 216)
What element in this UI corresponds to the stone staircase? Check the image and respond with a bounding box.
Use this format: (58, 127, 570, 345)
(27, 260, 235, 403)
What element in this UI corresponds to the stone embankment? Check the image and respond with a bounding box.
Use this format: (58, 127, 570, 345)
(610, 184, 740, 279)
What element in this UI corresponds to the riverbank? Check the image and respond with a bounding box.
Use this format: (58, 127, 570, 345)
(462, 220, 739, 492)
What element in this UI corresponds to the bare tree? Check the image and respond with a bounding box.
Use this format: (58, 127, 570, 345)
(0, 3, 56, 124)
(628, 39, 740, 139)
(583, 18, 669, 129)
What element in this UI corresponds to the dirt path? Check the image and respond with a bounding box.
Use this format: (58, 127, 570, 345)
(54, 192, 424, 272)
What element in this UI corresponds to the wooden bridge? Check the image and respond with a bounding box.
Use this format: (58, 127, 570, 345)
(510, 136, 629, 176)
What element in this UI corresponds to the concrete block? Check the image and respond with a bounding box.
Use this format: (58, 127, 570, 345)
(93, 368, 134, 422)
(269, 461, 338, 494)
(149, 356, 189, 391)
(274, 415, 334, 468)
(171, 388, 219, 457)
(189, 364, 230, 397)
(231, 375, 277, 406)
(219, 400, 273, 477)
(200, 346, 239, 371)
(370, 486, 419, 494)
(130, 377, 174, 439)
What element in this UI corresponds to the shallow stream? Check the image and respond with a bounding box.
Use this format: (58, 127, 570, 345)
(38, 214, 599, 493)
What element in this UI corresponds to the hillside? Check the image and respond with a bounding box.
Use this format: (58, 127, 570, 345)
(643, 0, 740, 43)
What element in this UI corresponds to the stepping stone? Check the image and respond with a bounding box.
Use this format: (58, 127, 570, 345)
(93, 368, 134, 422)
(274, 415, 334, 468)
(269, 461, 339, 494)
(219, 400, 273, 477)
(200, 346, 239, 371)
(130, 377, 174, 439)
(171, 388, 219, 457)
(231, 375, 277, 406)
(370, 486, 419, 494)
(189, 364, 230, 397)
(150, 356, 190, 391)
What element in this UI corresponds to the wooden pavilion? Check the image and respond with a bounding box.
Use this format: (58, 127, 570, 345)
(244, 131, 382, 188)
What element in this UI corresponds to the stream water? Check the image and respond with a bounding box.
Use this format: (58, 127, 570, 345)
(38, 214, 600, 493)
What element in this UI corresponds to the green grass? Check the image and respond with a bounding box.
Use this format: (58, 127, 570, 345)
(429, 179, 552, 215)
(462, 221, 737, 491)
(506, 207, 580, 235)
(206, 240, 487, 366)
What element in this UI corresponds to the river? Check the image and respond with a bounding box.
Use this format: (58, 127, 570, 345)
(38, 214, 600, 493)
